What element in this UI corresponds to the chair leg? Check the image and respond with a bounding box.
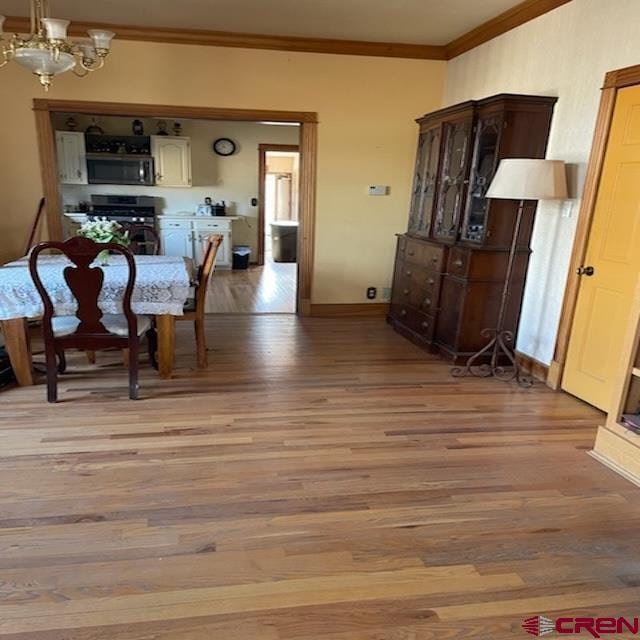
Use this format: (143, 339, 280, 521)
(194, 317, 207, 368)
(122, 348, 130, 369)
(128, 343, 139, 400)
(56, 348, 66, 374)
(86, 350, 96, 364)
(146, 328, 158, 370)
(45, 347, 58, 403)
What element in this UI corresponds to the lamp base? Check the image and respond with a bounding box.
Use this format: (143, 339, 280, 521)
(451, 328, 533, 388)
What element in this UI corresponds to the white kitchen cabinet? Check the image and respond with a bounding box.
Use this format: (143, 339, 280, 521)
(151, 136, 192, 187)
(158, 216, 236, 269)
(56, 131, 87, 184)
(192, 219, 232, 268)
(159, 220, 193, 261)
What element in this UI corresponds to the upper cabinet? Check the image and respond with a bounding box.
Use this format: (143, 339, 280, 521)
(405, 95, 557, 249)
(151, 136, 192, 188)
(56, 131, 87, 185)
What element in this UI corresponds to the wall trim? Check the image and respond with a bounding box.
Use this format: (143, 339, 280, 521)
(33, 99, 318, 316)
(549, 64, 640, 390)
(4, 16, 447, 60)
(445, 0, 573, 59)
(5, 2, 574, 62)
(310, 303, 390, 317)
(515, 351, 549, 383)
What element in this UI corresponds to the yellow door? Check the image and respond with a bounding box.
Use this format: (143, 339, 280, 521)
(563, 85, 640, 410)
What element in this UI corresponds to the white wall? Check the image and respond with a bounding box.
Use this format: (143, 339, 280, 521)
(444, 0, 640, 365)
(56, 115, 299, 256)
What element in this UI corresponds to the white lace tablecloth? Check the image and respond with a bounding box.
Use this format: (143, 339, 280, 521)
(0, 255, 192, 321)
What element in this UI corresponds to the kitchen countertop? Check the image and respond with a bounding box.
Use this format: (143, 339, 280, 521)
(63, 212, 241, 221)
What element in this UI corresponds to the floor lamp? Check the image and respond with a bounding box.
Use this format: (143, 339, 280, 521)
(452, 158, 568, 387)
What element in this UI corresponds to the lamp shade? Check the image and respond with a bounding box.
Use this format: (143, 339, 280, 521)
(486, 159, 568, 201)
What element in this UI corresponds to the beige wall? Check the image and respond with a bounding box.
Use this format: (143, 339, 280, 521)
(0, 40, 445, 304)
(55, 115, 299, 256)
(444, 0, 640, 365)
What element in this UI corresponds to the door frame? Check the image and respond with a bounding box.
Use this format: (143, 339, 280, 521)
(548, 63, 640, 389)
(33, 99, 318, 315)
(257, 143, 300, 266)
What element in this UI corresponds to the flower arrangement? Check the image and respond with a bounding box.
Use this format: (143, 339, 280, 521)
(77, 218, 129, 265)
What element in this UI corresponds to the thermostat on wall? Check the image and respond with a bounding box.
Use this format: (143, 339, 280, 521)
(368, 185, 389, 196)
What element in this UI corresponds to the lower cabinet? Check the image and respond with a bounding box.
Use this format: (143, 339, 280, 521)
(158, 216, 234, 268)
(387, 234, 530, 364)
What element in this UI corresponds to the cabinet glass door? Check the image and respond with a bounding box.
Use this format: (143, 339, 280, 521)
(408, 126, 441, 237)
(408, 133, 428, 235)
(461, 115, 502, 243)
(433, 117, 473, 241)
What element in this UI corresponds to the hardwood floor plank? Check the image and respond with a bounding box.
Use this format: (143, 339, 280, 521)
(0, 316, 636, 638)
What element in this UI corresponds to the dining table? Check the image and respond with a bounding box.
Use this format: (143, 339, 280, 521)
(0, 253, 193, 386)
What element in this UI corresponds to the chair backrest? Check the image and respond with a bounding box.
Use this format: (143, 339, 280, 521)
(195, 234, 223, 315)
(29, 236, 137, 340)
(124, 223, 160, 255)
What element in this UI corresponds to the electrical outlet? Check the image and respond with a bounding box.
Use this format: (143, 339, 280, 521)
(381, 287, 391, 301)
(366, 287, 377, 300)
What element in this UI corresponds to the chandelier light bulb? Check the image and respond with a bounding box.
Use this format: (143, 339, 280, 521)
(41, 17, 69, 40)
(88, 29, 115, 52)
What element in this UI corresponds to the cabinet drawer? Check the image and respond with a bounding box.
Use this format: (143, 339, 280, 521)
(404, 238, 445, 270)
(194, 219, 231, 230)
(447, 247, 471, 277)
(389, 304, 435, 341)
(158, 219, 190, 230)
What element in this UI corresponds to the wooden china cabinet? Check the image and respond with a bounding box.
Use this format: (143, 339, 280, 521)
(388, 94, 557, 363)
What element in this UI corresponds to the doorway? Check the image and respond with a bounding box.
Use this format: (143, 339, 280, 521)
(562, 84, 640, 410)
(33, 99, 318, 316)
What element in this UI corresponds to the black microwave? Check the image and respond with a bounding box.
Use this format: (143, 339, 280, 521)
(86, 155, 155, 186)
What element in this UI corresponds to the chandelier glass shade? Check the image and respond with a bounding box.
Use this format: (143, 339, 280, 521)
(0, 1, 115, 90)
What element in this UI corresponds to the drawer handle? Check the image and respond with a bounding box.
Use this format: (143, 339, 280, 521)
(421, 321, 429, 329)
(403, 289, 409, 295)
(405, 270, 412, 277)
(427, 278, 435, 285)
(400, 309, 407, 317)
(431, 256, 438, 263)
(453, 259, 463, 268)
(408, 250, 415, 257)
(424, 298, 431, 307)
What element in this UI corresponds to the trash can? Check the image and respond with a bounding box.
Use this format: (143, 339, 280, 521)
(271, 221, 298, 263)
(232, 245, 251, 269)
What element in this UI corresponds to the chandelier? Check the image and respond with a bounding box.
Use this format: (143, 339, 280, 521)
(0, 0, 114, 90)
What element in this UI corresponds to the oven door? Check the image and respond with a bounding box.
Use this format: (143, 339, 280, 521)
(87, 157, 155, 185)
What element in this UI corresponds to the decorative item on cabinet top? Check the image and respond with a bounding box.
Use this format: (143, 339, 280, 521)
(388, 93, 557, 366)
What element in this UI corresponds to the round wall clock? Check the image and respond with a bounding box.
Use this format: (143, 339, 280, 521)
(213, 138, 236, 156)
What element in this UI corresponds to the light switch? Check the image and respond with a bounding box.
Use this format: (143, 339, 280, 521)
(368, 185, 389, 196)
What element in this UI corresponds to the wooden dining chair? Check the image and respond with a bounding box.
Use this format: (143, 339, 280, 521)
(29, 236, 157, 402)
(84, 224, 159, 367)
(177, 234, 223, 368)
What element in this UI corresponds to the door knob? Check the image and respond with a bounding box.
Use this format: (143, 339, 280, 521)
(576, 265, 595, 276)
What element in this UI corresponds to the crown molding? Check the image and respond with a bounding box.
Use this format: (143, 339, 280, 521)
(4, 0, 574, 62)
(445, 0, 573, 59)
(3, 16, 447, 60)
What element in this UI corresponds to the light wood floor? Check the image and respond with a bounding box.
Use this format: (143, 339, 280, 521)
(207, 260, 296, 314)
(1, 316, 639, 639)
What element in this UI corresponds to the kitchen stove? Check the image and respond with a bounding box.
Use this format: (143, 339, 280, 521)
(89, 194, 156, 225)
